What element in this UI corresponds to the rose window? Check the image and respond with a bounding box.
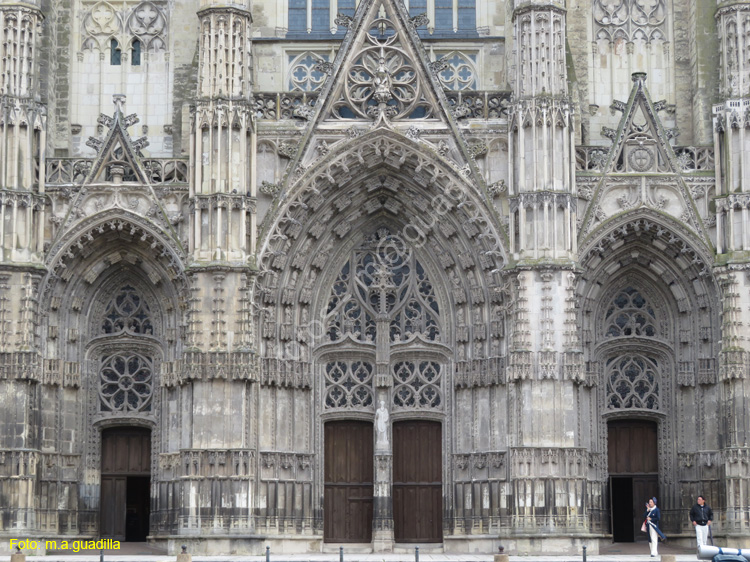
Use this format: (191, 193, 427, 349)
(336, 14, 432, 119)
(99, 353, 154, 412)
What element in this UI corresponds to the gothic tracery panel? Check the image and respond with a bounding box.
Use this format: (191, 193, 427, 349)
(605, 354, 660, 410)
(288, 52, 329, 92)
(102, 285, 154, 335)
(604, 287, 657, 338)
(325, 231, 440, 343)
(392, 360, 442, 409)
(324, 360, 374, 409)
(593, 0, 667, 43)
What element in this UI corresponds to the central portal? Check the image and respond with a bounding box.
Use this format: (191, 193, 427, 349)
(393, 420, 442, 543)
(324, 420, 374, 542)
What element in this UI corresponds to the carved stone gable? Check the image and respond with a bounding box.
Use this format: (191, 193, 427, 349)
(279, 0, 486, 191)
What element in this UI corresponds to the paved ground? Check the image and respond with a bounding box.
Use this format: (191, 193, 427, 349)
(0, 541, 705, 562)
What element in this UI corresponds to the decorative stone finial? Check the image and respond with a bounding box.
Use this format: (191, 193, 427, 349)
(632, 72, 647, 83)
(113, 94, 127, 112)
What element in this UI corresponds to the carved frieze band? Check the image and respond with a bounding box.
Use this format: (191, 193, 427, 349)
(678, 449, 750, 468)
(259, 451, 314, 481)
(453, 451, 507, 480)
(162, 449, 256, 478)
(0, 450, 39, 478)
(260, 358, 312, 389)
(510, 447, 589, 478)
(454, 357, 504, 388)
(161, 351, 258, 387)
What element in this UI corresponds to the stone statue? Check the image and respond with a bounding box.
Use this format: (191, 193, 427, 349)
(375, 400, 389, 447)
(373, 57, 393, 104)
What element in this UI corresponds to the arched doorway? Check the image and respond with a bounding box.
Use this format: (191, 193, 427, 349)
(100, 427, 151, 541)
(393, 420, 442, 543)
(608, 419, 658, 542)
(324, 420, 374, 542)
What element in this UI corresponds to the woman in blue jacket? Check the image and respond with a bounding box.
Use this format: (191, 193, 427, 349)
(644, 497, 666, 556)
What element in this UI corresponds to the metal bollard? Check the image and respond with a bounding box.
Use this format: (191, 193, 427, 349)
(582, 545, 587, 562)
(415, 546, 419, 562)
(266, 546, 270, 562)
(340, 546, 344, 562)
(100, 547, 104, 562)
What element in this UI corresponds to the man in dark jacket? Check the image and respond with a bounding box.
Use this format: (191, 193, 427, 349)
(689, 495, 713, 547)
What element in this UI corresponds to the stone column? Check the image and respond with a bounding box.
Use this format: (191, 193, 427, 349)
(712, 1, 750, 544)
(0, 1, 45, 536)
(505, 0, 589, 546)
(166, 1, 259, 546)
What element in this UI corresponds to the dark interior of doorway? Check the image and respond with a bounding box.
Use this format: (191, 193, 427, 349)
(125, 476, 150, 541)
(611, 477, 634, 542)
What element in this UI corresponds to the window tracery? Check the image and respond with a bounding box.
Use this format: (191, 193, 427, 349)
(99, 352, 154, 412)
(324, 360, 374, 409)
(605, 354, 660, 410)
(434, 51, 477, 90)
(288, 52, 329, 92)
(333, 11, 433, 119)
(604, 287, 657, 338)
(102, 285, 154, 335)
(392, 360, 442, 409)
(325, 230, 440, 343)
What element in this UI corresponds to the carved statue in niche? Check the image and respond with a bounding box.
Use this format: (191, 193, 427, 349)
(375, 400, 389, 448)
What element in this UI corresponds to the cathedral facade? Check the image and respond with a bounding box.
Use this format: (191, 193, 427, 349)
(0, 0, 749, 554)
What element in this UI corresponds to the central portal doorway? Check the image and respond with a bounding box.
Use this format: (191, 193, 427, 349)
(324, 420, 374, 542)
(608, 419, 658, 542)
(393, 420, 442, 543)
(100, 427, 151, 541)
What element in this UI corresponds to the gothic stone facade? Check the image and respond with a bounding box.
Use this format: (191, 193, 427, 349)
(0, 0, 749, 555)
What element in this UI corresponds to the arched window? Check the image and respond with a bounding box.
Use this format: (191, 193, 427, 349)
(320, 228, 444, 413)
(102, 285, 153, 335)
(604, 287, 657, 337)
(110, 38, 121, 65)
(131, 39, 141, 66)
(606, 354, 660, 410)
(325, 231, 440, 343)
(96, 285, 157, 414)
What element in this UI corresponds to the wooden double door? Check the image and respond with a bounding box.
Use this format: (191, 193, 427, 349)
(100, 427, 151, 541)
(608, 420, 659, 542)
(324, 420, 442, 543)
